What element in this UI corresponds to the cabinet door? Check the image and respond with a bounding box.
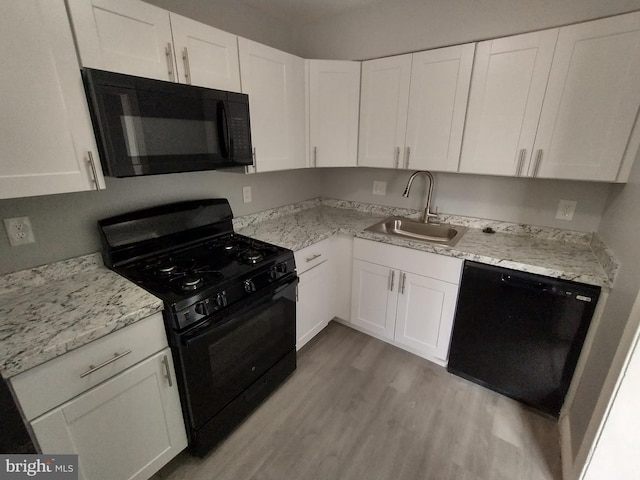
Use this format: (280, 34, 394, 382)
(394, 272, 459, 361)
(297, 260, 333, 350)
(238, 38, 306, 172)
(66, 0, 174, 81)
(358, 55, 412, 168)
(308, 60, 361, 167)
(350, 260, 397, 340)
(404, 44, 474, 172)
(459, 29, 558, 176)
(31, 349, 187, 480)
(0, 0, 105, 199)
(532, 12, 640, 181)
(170, 13, 241, 92)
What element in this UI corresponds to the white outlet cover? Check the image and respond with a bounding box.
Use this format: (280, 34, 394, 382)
(372, 181, 387, 196)
(556, 200, 577, 221)
(3, 217, 36, 246)
(242, 186, 252, 203)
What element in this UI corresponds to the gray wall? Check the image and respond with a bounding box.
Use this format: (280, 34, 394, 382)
(569, 148, 640, 459)
(294, 0, 640, 59)
(0, 169, 322, 275)
(322, 168, 609, 232)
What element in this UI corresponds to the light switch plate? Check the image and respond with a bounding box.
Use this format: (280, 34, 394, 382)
(242, 186, 252, 203)
(372, 181, 386, 196)
(555, 200, 577, 221)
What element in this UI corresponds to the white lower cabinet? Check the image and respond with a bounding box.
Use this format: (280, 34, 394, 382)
(350, 239, 462, 365)
(11, 313, 187, 480)
(295, 238, 335, 350)
(31, 349, 186, 480)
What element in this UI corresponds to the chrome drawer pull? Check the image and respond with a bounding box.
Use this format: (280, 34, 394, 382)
(165, 43, 175, 81)
(400, 273, 406, 294)
(80, 350, 132, 378)
(389, 270, 395, 291)
(87, 151, 100, 191)
(306, 253, 322, 262)
(162, 355, 173, 387)
(516, 148, 526, 176)
(182, 47, 191, 84)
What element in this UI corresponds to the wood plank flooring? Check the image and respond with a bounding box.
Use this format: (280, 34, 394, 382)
(152, 322, 562, 480)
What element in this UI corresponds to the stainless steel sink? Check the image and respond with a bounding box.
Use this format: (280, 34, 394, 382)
(365, 216, 467, 247)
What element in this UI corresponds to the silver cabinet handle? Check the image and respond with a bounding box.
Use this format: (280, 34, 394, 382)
(306, 253, 321, 262)
(87, 151, 100, 191)
(313, 146, 317, 167)
(516, 148, 526, 176)
(405, 146, 411, 169)
(162, 354, 173, 387)
(533, 149, 543, 177)
(400, 273, 406, 294)
(394, 146, 400, 168)
(80, 350, 132, 378)
(182, 47, 191, 84)
(165, 43, 175, 82)
(389, 270, 395, 291)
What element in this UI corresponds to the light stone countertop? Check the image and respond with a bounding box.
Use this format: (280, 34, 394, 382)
(237, 203, 612, 288)
(0, 253, 162, 379)
(0, 199, 613, 380)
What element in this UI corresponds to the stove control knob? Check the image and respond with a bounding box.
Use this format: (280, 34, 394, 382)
(194, 300, 209, 316)
(244, 279, 256, 293)
(215, 292, 227, 308)
(275, 262, 288, 274)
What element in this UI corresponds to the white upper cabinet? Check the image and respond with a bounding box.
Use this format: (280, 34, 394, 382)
(358, 55, 412, 169)
(170, 14, 241, 92)
(66, 0, 242, 91)
(405, 44, 474, 172)
(66, 0, 175, 81)
(238, 38, 306, 172)
(459, 29, 558, 176)
(532, 12, 640, 182)
(0, 0, 105, 199)
(308, 60, 361, 168)
(359, 45, 474, 171)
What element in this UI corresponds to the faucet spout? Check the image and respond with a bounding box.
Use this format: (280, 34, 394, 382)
(402, 171, 438, 224)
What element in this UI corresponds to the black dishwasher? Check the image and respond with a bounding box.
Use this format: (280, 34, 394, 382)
(447, 261, 600, 418)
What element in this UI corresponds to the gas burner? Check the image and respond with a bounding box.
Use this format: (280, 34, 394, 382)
(240, 249, 264, 265)
(180, 275, 204, 292)
(158, 264, 179, 275)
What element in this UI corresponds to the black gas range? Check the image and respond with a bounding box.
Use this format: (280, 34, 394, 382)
(99, 199, 297, 457)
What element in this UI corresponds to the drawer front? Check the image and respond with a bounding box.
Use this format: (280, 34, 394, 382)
(295, 238, 332, 275)
(353, 238, 463, 284)
(11, 312, 167, 421)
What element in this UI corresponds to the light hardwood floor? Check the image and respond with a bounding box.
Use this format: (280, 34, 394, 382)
(152, 321, 562, 480)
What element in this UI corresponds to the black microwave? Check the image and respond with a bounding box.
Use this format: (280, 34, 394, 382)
(82, 68, 253, 177)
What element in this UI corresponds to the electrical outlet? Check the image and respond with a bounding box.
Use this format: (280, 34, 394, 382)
(372, 181, 386, 196)
(242, 186, 252, 203)
(555, 200, 577, 221)
(3, 217, 36, 246)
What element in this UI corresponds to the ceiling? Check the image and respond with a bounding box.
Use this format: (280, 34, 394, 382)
(237, 0, 390, 25)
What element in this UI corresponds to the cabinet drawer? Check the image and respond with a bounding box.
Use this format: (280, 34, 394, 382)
(295, 238, 332, 275)
(11, 313, 167, 421)
(353, 238, 463, 284)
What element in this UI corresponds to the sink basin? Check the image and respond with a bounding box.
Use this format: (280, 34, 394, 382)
(365, 216, 467, 247)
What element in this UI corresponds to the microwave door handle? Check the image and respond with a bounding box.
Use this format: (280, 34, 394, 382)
(217, 102, 230, 158)
(225, 103, 234, 160)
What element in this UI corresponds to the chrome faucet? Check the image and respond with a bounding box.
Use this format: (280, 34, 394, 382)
(402, 171, 439, 224)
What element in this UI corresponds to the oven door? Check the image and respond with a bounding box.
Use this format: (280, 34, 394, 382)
(176, 276, 297, 431)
